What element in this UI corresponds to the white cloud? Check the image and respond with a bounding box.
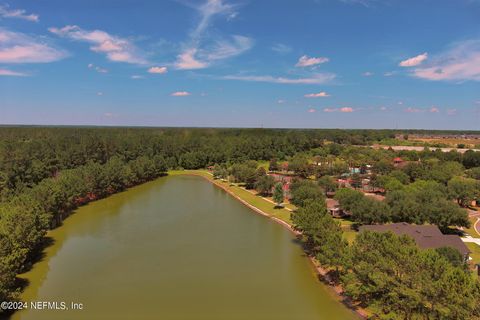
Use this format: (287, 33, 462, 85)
(363, 71, 374, 76)
(272, 43, 292, 54)
(429, 106, 439, 113)
(96, 92, 104, 96)
(277, 99, 286, 104)
(307, 108, 316, 113)
(323, 107, 355, 113)
(88, 63, 108, 73)
(0, 68, 27, 76)
(223, 73, 335, 84)
(204, 35, 253, 61)
(340, 107, 354, 113)
(171, 91, 191, 96)
(304, 91, 330, 98)
(49, 25, 147, 64)
(399, 52, 428, 67)
(0, 4, 39, 22)
(175, 48, 208, 70)
(295, 55, 329, 67)
(148, 66, 168, 74)
(131, 75, 144, 79)
(193, 0, 235, 39)
(0, 29, 66, 63)
(412, 40, 480, 81)
(405, 107, 422, 113)
(174, 0, 252, 70)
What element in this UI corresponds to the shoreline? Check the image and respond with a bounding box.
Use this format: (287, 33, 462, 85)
(175, 171, 369, 319)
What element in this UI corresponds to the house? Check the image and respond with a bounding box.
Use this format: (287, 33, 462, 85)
(326, 198, 348, 218)
(359, 223, 471, 260)
(269, 173, 293, 199)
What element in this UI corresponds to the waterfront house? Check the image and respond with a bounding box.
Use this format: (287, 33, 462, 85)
(359, 223, 471, 260)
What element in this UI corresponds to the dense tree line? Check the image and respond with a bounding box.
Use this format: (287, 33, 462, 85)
(0, 127, 325, 196)
(289, 181, 480, 319)
(0, 155, 167, 307)
(344, 231, 480, 319)
(334, 182, 471, 230)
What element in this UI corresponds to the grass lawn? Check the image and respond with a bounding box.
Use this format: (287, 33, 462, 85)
(226, 183, 292, 224)
(257, 160, 270, 170)
(336, 217, 355, 227)
(467, 243, 480, 265)
(343, 230, 357, 244)
(466, 242, 480, 280)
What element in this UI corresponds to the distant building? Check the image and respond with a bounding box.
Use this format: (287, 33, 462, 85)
(359, 223, 471, 260)
(393, 157, 410, 169)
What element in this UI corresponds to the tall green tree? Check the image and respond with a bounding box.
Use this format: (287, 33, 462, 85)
(273, 182, 284, 207)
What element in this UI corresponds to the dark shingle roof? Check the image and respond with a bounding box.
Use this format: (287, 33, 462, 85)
(359, 222, 471, 257)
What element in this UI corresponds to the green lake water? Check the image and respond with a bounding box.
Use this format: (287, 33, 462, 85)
(12, 175, 357, 320)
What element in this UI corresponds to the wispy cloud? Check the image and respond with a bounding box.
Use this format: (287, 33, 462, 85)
(272, 43, 292, 54)
(307, 108, 316, 113)
(447, 108, 457, 115)
(88, 63, 108, 73)
(174, 0, 252, 70)
(148, 66, 168, 74)
(131, 75, 144, 79)
(405, 107, 422, 113)
(0, 29, 67, 63)
(404, 106, 442, 113)
(175, 48, 208, 69)
(412, 40, 480, 81)
(304, 91, 330, 98)
(362, 71, 374, 76)
(192, 0, 234, 38)
(171, 91, 191, 96)
(204, 35, 253, 61)
(223, 73, 335, 84)
(0, 4, 39, 22)
(323, 107, 355, 113)
(399, 52, 428, 67)
(339, 0, 380, 7)
(49, 25, 147, 64)
(0, 68, 27, 76)
(295, 55, 329, 67)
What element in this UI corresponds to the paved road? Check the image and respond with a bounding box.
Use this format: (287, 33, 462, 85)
(467, 210, 480, 236)
(359, 145, 480, 154)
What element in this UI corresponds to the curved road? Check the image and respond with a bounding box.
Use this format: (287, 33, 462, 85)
(468, 209, 480, 236)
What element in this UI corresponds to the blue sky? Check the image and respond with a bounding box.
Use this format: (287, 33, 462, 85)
(0, 0, 479, 129)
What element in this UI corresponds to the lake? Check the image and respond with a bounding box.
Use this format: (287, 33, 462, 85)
(12, 175, 357, 320)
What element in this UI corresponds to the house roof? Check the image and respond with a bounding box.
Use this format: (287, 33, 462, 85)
(326, 198, 339, 209)
(359, 222, 471, 256)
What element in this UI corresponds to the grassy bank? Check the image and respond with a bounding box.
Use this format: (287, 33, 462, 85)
(168, 170, 293, 224)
